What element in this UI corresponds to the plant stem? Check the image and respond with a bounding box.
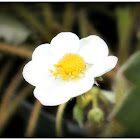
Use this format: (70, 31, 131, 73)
(0, 58, 16, 91)
(0, 43, 32, 59)
(42, 3, 55, 41)
(114, 74, 126, 108)
(25, 100, 42, 137)
(79, 10, 89, 37)
(0, 67, 23, 126)
(0, 85, 33, 135)
(42, 3, 54, 30)
(63, 3, 75, 31)
(14, 4, 49, 41)
(56, 102, 68, 137)
(93, 93, 98, 108)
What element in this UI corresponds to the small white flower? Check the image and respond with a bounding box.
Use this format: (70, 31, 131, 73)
(23, 32, 118, 106)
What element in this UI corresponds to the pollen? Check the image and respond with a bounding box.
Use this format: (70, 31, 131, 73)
(50, 53, 86, 80)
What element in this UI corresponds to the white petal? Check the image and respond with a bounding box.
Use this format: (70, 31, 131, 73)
(88, 56, 118, 77)
(32, 43, 58, 63)
(35, 76, 94, 101)
(34, 87, 71, 106)
(23, 61, 38, 86)
(22, 60, 52, 87)
(60, 77, 94, 98)
(23, 44, 58, 86)
(50, 32, 80, 57)
(32, 43, 51, 60)
(78, 35, 109, 64)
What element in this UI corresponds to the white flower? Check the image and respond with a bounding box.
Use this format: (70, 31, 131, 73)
(23, 32, 118, 106)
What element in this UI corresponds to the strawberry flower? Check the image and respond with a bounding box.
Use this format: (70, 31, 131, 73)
(23, 32, 118, 106)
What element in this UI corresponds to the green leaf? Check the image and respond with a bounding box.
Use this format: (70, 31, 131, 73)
(73, 104, 84, 127)
(123, 51, 140, 85)
(116, 6, 132, 64)
(105, 52, 140, 137)
(113, 87, 140, 136)
(116, 7, 131, 43)
(0, 14, 31, 45)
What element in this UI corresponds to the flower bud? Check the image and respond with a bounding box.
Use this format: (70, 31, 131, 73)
(87, 108, 104, 126)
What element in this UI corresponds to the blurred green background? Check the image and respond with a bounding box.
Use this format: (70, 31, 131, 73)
(0, 2, 140, 138)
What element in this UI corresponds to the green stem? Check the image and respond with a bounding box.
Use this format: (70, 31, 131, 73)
(92, 93, 98, 108)
(0, 43, 32, 59)
(42, 3, 54, 30)
(14, 4, 50, 41)
(56, 102, 68, 137)
(25, 100, 42, 137)
(79, 10, 89, 38)
(0, 85, 33, 135)
(114, 74, 126, 108)
(0, 58, 16, 91)
(63, 3, 75, 31)
(0, 67, 22, 125)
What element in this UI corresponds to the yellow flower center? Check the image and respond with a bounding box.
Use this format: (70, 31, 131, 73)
(50, 53, 86, 80)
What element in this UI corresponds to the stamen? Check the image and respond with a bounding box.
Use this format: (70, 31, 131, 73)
(50, 53, 86, 80)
